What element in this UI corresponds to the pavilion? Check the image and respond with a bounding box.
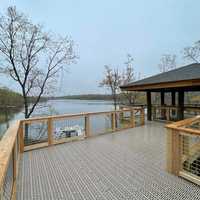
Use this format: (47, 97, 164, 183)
(120, 63, 200, 121)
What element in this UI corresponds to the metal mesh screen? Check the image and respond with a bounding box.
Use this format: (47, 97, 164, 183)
(181, 132, 200, 177)
(90, 113, 112, 136)
(24, 121, 48, 146)
(2, 153, 13, 200)
(53, 117, 85, 140)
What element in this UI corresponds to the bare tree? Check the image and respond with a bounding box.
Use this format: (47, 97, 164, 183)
(183, 40, 200, 63)
(121, 54, 141, 105)
(0, 6, 77, 119)
(158, 54, 176, 72)
(100, 65, 121, 110)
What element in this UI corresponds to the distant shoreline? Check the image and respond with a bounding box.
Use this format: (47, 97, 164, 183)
(48, 94, 114, 101)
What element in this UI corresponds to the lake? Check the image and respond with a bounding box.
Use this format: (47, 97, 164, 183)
(0, 99, 114, 138)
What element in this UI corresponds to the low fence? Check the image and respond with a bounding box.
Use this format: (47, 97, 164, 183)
(0, 107, 145, 199)
(166, 116, 200, 185)
(152, 105, 200, 122)
(152, 105, 178, 121)
(0, 121, 21, 200)
(21, 108, 145, 151)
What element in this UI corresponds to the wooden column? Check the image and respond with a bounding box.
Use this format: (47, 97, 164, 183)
(161, 91, 165, 119)
(147, 91, 152, 121)
(171, 91, 176, 106)
(178, 91, 184, 120)
(161, 91, 165, 105)
(171, 91, 176, 117)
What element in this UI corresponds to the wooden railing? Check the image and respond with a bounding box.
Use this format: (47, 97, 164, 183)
(166, 115, 200, 185)
(152, 105, 200, 122)
(152, 105, 179, 121)
(0, 121, 22, 200)
(0, 107, 145, 199)
(20, 107, 145, 151)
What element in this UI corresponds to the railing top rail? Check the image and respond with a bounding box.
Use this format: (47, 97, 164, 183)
(21, 108, 143, 123)
(0, 120, 20, 189)
(165, 115, 200, 136)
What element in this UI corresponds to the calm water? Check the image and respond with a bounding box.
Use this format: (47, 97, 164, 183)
(0, 99, 114, 138)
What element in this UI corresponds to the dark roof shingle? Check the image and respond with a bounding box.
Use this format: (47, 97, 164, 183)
(121, 63, 200, 89)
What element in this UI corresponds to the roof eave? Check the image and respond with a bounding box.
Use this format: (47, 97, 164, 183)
(120, 79, 200, 91)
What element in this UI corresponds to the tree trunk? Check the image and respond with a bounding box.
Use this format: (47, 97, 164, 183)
(23, 95, 29, 143)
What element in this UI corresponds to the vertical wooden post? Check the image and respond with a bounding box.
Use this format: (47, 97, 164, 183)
(171, 91, 176, 118)
(161, 91, 165, 105)
(140, 108, 145, 126)
(178, 90, 184, 120)
(85, 114, 90, 137)
(112, 112, 116, 131)
(171, 91, 176, 106)
(47, 118, 53, 145)
(147, 91, 152, 121)
(166, 129, 181, 175)
(130, 110, 135, 128)
(19, 122, 24, 153)
(161, 91, 166, 120)
(13, 142, 17, 180)
(12, 141, 17, 199)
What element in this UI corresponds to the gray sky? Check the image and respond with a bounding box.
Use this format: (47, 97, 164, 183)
(0, 0, 199, 95)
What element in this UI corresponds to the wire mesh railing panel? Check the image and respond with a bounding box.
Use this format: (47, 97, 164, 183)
(53, 117, 85, 140)
(152, 107, 161, 120)
(135, 110, 142, 126)
(169, 108, 178, 121)
(181, 132, 200, 177)
(90, 114, 112, 136)
(116, 111, 132, 130)
(23, 121, 48, 146)
(184, 109, 200, 119)
(2, 154, 13, 200)
(152, 107, 179, 121)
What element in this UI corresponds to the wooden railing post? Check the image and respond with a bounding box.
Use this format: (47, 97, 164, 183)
(112, 112, 116, 131)
(85, 114, 90, 137)
(140, 108, 145, 126)
(130, 109, 135, 128)
(166, 129, 181, 175)
(19, 122, 24, 153)
(11, 141, 17, 199)
(47, 118, 53, 145)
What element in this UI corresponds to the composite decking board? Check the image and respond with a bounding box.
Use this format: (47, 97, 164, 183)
(17, 122, 200, 200)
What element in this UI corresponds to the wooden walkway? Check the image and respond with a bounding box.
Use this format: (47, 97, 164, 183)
(17, 122, 200, 200)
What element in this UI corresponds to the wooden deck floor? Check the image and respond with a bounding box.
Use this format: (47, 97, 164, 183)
(17, 122, 200, 200)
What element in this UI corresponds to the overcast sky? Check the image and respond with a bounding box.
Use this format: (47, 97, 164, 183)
(0, 0, 199, 95)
